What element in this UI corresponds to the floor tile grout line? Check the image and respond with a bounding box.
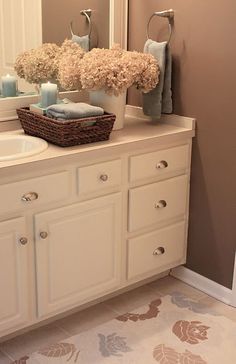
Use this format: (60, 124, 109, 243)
(100, 300, 127, 316)
(0, 324, 74, 361)
(145, 284, 166, 296)
(0, 348, 15, 361)
(54, 303, 121, 337)
(147, 279, 208, 300)
(53, 324, 73, 338)
(150, 287, 207, 301)
(102, 302, 125, 316)
(170, 277, 210, 300)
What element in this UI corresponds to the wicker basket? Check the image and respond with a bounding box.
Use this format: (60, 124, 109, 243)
(16, 107, 115, 147)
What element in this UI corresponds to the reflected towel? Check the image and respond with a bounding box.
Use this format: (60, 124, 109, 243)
(142, 39, 172, 119)
(46, 102, 104, 120)
(72, 34, 90, 52)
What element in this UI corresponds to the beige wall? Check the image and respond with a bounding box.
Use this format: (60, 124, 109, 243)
(128, 0, 236, 289)
(42, 0, 109, 48)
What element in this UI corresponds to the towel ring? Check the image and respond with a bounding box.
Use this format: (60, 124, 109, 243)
(70, 9, 92, 37)
(146, 9, 174, 44)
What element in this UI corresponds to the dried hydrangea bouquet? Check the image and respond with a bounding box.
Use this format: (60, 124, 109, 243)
(15, 41, 160, 130)
(78, 45, 159, 129)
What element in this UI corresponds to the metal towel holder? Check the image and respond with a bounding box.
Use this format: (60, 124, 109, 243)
(70, 9, 92, 37)
(146, 9, 174, 44)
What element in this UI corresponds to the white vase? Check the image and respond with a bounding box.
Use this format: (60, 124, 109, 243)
(89, 90, 127, 130)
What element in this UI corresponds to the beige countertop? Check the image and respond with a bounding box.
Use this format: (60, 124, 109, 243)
(0, 108, 195, 171)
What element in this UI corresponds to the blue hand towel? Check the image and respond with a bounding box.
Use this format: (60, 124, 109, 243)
(142, 39, 173, 119)
(46, 103, 104, 120)
(72, 34, 90, 52)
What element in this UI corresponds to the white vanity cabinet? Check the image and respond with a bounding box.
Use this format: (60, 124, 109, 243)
(34, 193, 122, 318)
(0, 113, 195, 339)
(0, 217, 30, 332)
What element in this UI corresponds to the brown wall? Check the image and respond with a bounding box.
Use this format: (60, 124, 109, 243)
(42, 0, 109, 48)
(128, 0, 236, 289)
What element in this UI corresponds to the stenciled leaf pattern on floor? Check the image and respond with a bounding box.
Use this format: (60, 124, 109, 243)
(170, 292, 220, 316)
(179, 350, 207, 364)
(172, 320, 210, 345)
(11, 356, 29, 364)
(153, 344, 180, 363)
(116, 298, 162, 322)
(153, 345, 207, 364)
(38, 342, 80, 362)
(98, 332, 132, 357)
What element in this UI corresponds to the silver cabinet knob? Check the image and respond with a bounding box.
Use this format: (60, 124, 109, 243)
(153, 247, 165, 256)
(100, 174, 109, 182)
(40, 231, 48, 239)
(156, 160, 168, 169)
(19, 237, 28, 245)
(21, 192, 39, 202)
(155, 200, 167, 209)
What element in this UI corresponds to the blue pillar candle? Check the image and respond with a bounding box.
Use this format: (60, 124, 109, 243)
(1, 74, 17, 97)
(40, 82, 58, 108)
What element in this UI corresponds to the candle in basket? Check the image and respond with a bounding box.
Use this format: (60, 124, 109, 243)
(1, 74, 17, 97)
(40, 82, 58, 108)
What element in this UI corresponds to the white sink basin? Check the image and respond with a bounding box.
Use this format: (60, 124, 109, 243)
(0, 134, 48, 161)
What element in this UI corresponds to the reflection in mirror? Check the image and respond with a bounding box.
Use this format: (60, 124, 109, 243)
(42, 0, 109, 49)
(0, 0, 110, 98)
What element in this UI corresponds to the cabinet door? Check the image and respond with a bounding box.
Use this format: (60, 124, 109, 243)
(0, 217, 29, 334)
(35, 193, 122, 317)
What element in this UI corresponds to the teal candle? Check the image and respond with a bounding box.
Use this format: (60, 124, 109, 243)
(40, 82, 58, 108)
(1, 74, 17, 97)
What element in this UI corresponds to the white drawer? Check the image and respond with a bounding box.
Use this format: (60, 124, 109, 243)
(77, 159, 122, 196)
(0, 171, 70, 215)
(129, 144, 189, 182)
(128, 221, 186, 279)
(129, 175, 188, 232)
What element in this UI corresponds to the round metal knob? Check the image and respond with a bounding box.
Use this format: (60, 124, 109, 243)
(19, 237, 28, 245)
(153, 247, 165, 256)
(155, 200, 167, 209)
(40, 231, 48, 239)
(100, 174, 109, 182)
(21, 192, 39, 202)
(156, 160, 168, 169)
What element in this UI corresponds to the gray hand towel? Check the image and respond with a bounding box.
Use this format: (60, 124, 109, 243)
(142, 39, 172, 119)
(72, 34, 90, 52)
(46, 102, 104, 120)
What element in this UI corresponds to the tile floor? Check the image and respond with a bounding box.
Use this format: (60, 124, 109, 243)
(0, 276, 235, 363)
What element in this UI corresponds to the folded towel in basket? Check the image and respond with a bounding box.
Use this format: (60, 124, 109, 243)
(46, 102, 104, 120)
(142, 39, 172, 119)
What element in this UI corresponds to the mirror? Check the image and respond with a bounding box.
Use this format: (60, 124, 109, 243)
(0, 0, 128, 122)
(0, 0, 110, 97)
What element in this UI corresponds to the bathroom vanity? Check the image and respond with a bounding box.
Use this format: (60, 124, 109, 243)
(0, 107, 195, 339)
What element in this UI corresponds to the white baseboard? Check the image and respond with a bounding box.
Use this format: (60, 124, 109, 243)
(232, 252, 236, 306)
(171, 266, 235, 307)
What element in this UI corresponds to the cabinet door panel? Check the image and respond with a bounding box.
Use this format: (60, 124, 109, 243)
(35, 193, 122, 317)
(0, 217, 29, 334)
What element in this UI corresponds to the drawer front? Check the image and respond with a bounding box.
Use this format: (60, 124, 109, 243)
(77, 159, 122, 196)
(129, 175, 188, 232)
(128, 221, 186, 279)
(130, 144, 189, 182)
(0, 171, 70, 215)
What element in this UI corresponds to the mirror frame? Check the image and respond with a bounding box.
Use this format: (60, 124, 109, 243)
(0, 0, 128, 123)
